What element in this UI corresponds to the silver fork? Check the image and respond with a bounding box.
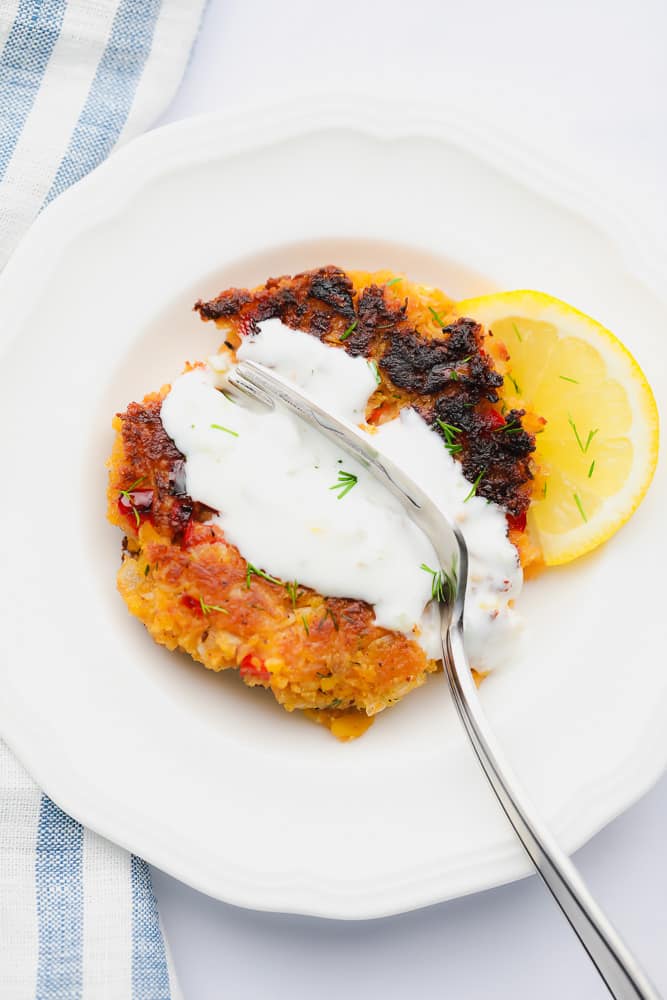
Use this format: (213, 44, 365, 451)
(228, 358, 660, 1000)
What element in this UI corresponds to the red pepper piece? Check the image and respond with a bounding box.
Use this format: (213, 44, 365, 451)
(182, 518, 197, 548)
(506, 511, 527, 533)
(239, 653, 271, 682)
(486, 409, 506, 430)
(180, 594, 204, 616)
(367, 402, 393, 426)
(117, 488, 154, 525)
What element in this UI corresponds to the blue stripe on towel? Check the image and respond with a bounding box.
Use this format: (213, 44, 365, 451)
(131, 855, 171, 1000)
(45, 0, 161, 203)
(35, 795, 84, 1000)
(0, 0, 66, 182)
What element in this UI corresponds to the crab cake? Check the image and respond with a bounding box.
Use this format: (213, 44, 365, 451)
(107, 268, 541, 739)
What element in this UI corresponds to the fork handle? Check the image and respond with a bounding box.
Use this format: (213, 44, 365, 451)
(444, 624, 661, 1000)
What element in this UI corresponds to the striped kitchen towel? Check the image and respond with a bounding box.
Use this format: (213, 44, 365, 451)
(0, 0, 206, 269)
(0, 1, 206, 995)
(0, 749, 182, 998)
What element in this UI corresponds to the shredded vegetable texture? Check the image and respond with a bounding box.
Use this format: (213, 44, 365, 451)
(108, 266, 544, 736)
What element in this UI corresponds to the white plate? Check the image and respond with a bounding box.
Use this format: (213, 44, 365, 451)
(0, 96, 664, 920)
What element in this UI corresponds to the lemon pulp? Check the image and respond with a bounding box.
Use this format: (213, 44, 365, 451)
(454, 291, 659, 565)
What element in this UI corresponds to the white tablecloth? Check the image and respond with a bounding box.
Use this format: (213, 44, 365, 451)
(153, 1, 667, 996)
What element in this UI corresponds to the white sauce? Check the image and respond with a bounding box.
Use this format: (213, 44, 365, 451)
(160, 318, 522, 670)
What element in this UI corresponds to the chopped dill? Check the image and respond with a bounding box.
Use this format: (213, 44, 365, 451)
(568, 414, 598, 454)
(340, 319, 358, 342)
(506, 373, 521, 394)
(435, 419, 463, 455)
(559, 375, 579, 384)
(495, 419, 523, 434)
(301, 614, 310, 635)
(246, 563, 281, 589)
(542, 481, 548, 498)
(386, 277, 402, 286)
(573, 493, 587, 522)
(285, 580, 300, 609)
(464, 468, 485, 502)
(420, 562, 457, 603)
(428, 306, 444, 326)
(118, 476, 147, 528)
(329, 469, 358, 499)
(511, 321, 523, 343)
(320, 606, 339, 631)
(368, 360, 381, 385)
(210, 423, 239, 437)
(144, 564, 150, 576)
(588, 460, 596, 478)
(199, 596, 229, 616)
(123, 476, 146, 492)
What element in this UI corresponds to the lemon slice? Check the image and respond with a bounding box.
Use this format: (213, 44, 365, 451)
(454, 290, 659, 565)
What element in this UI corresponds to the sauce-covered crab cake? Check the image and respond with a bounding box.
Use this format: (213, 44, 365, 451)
(107, 267, 543, 739)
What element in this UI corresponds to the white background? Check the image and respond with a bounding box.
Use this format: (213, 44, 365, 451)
(153, 1, 667, 997)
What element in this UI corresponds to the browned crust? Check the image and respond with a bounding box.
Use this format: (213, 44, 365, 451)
(108, 266, 541, 728)
(195, 266, 536, 515)
(111, 518, 436, 716)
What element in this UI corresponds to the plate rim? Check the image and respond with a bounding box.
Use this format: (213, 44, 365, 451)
(0, 93, 665, 919)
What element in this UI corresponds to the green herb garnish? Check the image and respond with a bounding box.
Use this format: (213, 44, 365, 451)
(542, 481, 548, 498)
(246, 563, 281, 589)
(495, 419, 523, 434)
(428, 306, 444, 326)
(285, 580, 300, 609)
(122, 476, 145, 492)
(329, 469, 358, 499)
(340, 319, 358, 342)
(573, 493, 587, 522)
(210, 423, 239, 437)
(464, 468, 485, 502)
(435, 419, 463, 455)
(199, 596, 229, 616)
(301, 614, 310, 635)
(568, 414, 598, 454)
(368, 360, 381, 385)
(588, 460, 595, 478)
(420, 562, 457, 603)
(506, 373, 521, 394)
(386, 277, 402, 287)
(118, 476, 147, 528)
(559, 375, 579, 384)
(320, 606, 339, 631)
(511, 321, 523, 343)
